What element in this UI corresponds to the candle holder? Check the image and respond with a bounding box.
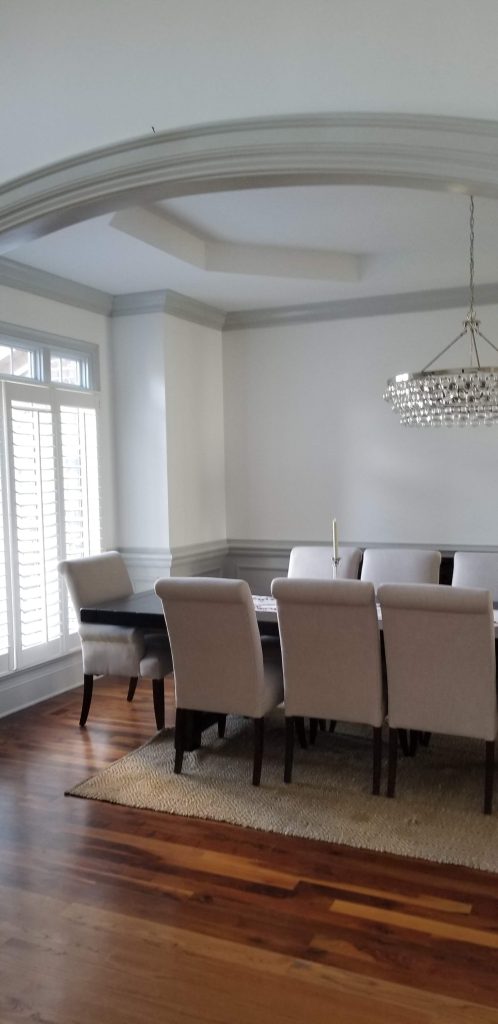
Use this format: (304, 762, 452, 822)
(332, 556, 341, 580)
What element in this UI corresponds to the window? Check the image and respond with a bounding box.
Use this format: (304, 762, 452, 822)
(0, 329, 101, 674)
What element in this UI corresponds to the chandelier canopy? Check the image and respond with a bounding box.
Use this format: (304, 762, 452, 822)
(384, 197, 498, 426)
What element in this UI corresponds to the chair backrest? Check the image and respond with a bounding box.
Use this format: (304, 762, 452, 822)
(361, 547, 441, 592)
(378, 583, 496, 740)
(452, 551, 498, 601)
(271, 577, 384, 726)
(288, 545, 362, 580)
(58, 551, 133, 621)
(154, 577, 265, 717)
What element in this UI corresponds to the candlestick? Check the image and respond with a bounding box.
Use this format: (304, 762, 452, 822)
(332, 518, 339, 561)
(332, 556, 341, 580)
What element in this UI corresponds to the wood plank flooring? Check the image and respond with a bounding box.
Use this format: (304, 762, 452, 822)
(1, 677, 498, 1023)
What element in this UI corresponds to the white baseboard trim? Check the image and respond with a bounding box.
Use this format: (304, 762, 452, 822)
(0, 651, 82, 719)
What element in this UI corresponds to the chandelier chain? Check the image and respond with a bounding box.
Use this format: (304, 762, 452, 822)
(469, 195, 475, 313)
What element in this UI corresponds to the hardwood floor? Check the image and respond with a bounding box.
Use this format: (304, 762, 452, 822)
(1, 678, 498, 1023)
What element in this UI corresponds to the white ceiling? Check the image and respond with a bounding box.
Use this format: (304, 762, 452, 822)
(7, 187, 498, 310)
(4, 1, 498, 310)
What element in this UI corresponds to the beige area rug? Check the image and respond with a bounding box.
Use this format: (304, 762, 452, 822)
(67, 709, 498, 872)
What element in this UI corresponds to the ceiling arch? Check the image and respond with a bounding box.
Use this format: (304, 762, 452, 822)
(3, 113, 498, 254)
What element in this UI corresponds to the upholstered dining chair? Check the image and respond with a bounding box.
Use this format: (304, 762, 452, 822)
(378, 583, 497, 813)
(452, 551, 498, 601)
(288, 545, 362, 580)
(271, 578, 385, 793)
(154, 576, 284, 786)
(360, 547, 441, 592)
(58, 551, 172, 729)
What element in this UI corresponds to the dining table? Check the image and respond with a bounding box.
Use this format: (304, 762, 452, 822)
(80, 587, 498, 751)
(80, 588, 498, 635)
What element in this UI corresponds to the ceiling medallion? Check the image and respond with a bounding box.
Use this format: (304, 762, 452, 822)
(384, 197, 498, 426)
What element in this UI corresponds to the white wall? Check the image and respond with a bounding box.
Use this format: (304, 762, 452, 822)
(111, 313, 169, 552)
(111, 312, 226, 584)
(164, 315, 226, 551)
(223, 304, 498, 548)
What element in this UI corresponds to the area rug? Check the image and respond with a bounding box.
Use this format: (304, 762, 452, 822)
(67, 709, 498, 872)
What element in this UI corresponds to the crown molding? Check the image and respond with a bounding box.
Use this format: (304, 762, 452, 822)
(224, 282, 498, 331)
(0, 257, 112, 315)
(4, 249, 498, 331)
(112, 289, 225, 329)
(5, 113, 498, 249)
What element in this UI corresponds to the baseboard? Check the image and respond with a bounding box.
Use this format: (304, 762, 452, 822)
(0, 651, 82, 719)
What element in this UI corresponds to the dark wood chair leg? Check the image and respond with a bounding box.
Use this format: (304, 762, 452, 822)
(79, 674, 94, 727)
(127, 677, 138, 702)
(295, 717, 307, 749)
(174, 707, 186, 774)
(252, 717, 264, 786)
(152, 678, 165, 730)
(217, 714, 227, 738)
(328, 720, 337, 733)
(387, 727, 398, 798)
(372, 726, 382, 795)
(420, 731, 431, 747)
(309, 718, 318, 745)
(284, 717, 294, 783)
(399, 729, 419, 756)
(318, 719, 326, 731)
(484, 740, 495, 815)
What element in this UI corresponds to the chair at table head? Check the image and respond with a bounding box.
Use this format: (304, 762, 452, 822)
(288, 545, 362, 580)
(378, 582, 497, 813)
(452, 551, 498, 601)
(154, 576, 283, 785)
(58, 551, 171, 729)
(360, 547, 441, 592)
(271, 577, 385, 793)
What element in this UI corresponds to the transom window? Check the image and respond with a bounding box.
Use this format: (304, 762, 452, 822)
(0, 331, 97, 390)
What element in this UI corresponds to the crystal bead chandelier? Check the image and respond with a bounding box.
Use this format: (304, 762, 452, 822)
(384, 197, 498, 426)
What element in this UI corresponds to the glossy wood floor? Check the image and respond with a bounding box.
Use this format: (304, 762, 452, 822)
(1, 679, 498, 1023)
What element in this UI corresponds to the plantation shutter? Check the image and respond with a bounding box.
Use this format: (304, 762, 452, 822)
(7, 387, 62, 665)
(0, 406, 11, 672)
(60, 402, 101, 633)
(4, 383, 102, 668)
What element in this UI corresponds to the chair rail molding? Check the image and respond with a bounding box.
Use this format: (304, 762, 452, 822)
(5, 113, 498, 249)
(120, 542, 229, 590)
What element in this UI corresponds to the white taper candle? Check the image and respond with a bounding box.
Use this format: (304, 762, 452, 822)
(332, 518, 339, 560)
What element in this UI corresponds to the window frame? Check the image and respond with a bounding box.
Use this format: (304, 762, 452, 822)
(0, 321, 100, 391)
(0, 324, 102, 677)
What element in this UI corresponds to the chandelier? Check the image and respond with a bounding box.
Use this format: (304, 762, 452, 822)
(384, 197, 498, 426)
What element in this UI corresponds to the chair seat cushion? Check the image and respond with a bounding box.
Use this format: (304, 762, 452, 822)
(79, 623, 144, 645)
(140, 634, 173, 679)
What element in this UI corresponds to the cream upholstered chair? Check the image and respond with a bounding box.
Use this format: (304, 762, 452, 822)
(378, 583, 497, 813)
(361, 547, 441, 592)
(452, 552, 498, 601)
(288, 545, 362, 580)
(154, 576, 284, 786)
(58, 552, 172, 729)
(271, 578, 385, 792)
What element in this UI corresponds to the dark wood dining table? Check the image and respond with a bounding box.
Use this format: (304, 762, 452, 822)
(80, 589, 279, 634)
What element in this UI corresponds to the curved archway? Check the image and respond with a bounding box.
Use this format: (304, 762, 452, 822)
(3, 113, 498, 251)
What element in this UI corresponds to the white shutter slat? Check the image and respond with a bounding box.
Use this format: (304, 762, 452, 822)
(11, 400, 62, 652)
